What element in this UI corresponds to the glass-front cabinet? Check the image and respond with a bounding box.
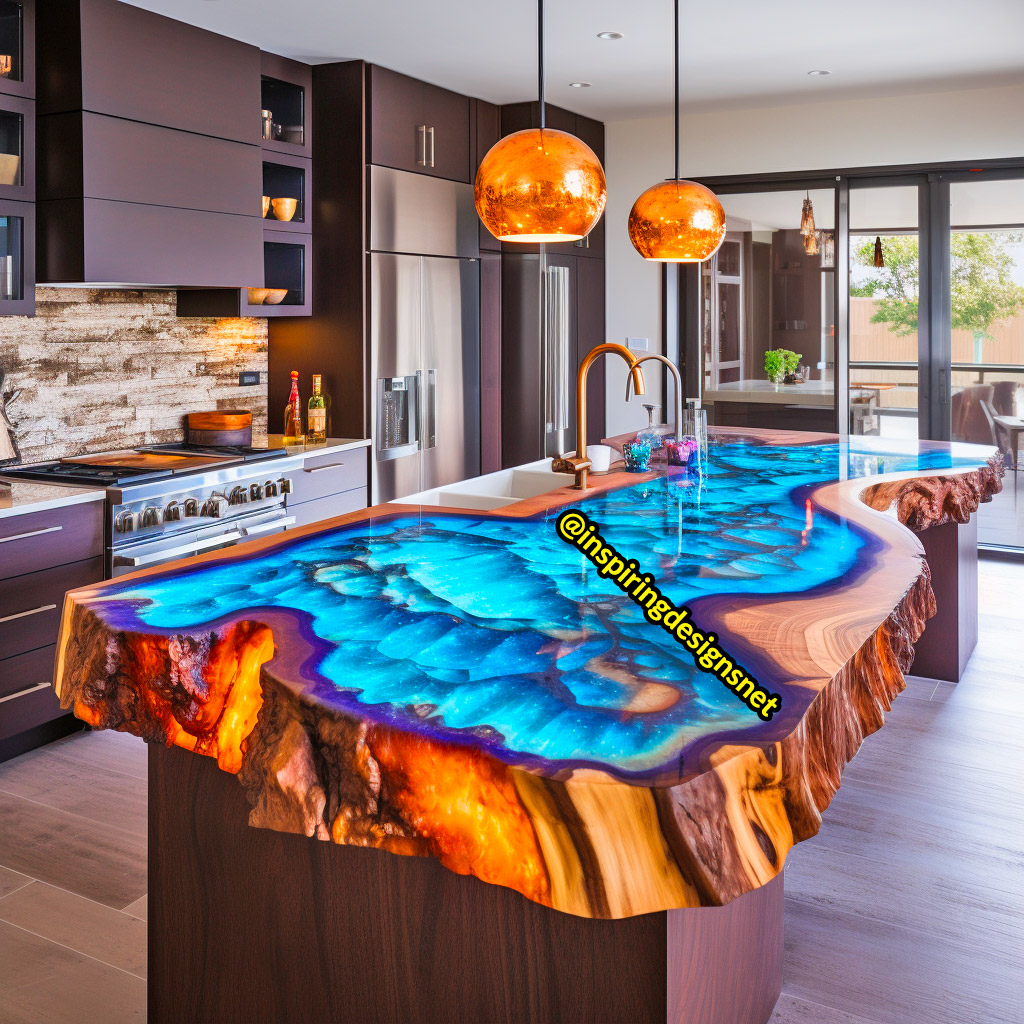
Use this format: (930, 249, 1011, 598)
(0, 197, 33, 315)
(0, 0, 32, 100)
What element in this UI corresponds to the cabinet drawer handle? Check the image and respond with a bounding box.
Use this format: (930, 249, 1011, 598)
(417, 124, 428, 166)
(427, 126, 435, 168)
(303, 463, 346, 474)
(0, 525, 63, 545)
(0, 603, 57, 625)
(0, 681, 52, 704)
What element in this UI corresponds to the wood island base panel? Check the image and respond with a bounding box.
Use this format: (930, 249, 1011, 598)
(54, 431, 1001, 921)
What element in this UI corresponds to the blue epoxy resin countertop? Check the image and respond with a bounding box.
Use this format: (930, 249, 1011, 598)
(90, 437, 991, 780)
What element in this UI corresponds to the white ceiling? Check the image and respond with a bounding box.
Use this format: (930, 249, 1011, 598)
(124, 0, 1024, 120)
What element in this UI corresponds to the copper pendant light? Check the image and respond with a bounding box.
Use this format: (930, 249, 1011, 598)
(873, 235, 885, 268)
(474, 0, 606, 243)
(627, 0, 725, 262)
(800, 193, 816, 237)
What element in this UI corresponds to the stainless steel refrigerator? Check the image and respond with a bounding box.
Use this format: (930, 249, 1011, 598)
(369, 166, 481, 503)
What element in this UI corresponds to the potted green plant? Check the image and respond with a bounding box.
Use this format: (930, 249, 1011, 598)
(764, 349, 801, 388)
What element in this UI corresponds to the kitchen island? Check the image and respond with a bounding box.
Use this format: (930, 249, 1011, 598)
(53, 431, 1000, 1023)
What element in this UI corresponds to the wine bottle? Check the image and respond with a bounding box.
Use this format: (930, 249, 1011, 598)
(283, 370, 304, 447)
(307, 374, 328, 446)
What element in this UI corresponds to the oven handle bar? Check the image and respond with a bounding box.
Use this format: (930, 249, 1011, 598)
(112, 531, 243, 568)
(111, 514, 297, 568)
(242, 516, 296, 536)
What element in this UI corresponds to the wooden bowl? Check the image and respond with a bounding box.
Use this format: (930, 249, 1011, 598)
(272, 197, 298, 222)
(264, 288, 288, 305)
(187, 410, 253, 446)
(0, 153, 20, 186)
(247, 287, 270, 306)
(262, 196, 271, 218)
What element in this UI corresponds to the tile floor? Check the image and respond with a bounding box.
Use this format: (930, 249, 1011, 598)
(0, 559, 1021, 1024)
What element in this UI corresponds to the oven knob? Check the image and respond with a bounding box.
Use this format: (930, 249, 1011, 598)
(140, 506, 161, 528)
(250, 482, 264, 501)
(264, 479, 279, 497)
(278, 477, 293, 495)
(183, 497, 200, 518)
(114, 510, 135, 533)
(164, 501, 182, 522)
(202, 495, 228, 518)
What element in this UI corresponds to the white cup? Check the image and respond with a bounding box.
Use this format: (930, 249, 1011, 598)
(586, 444, 613, 472)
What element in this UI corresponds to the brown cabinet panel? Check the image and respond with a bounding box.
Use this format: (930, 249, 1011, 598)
(369, 66, 470, 183)
(288, 449, 368, 505)
(38, 0, 261, 144)
(289, 488, 367, 528)
(38, 199, 264, 286)
(0, 502, 103, 581)
(0, 676, 68, 746)
(39, 112, 262, 216)
(576, 255, 606, 443)
(473, 99, 501, 251)
(0, 556, 103, 661)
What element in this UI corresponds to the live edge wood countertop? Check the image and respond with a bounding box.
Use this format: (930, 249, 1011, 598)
(52, 429, 1002, 919)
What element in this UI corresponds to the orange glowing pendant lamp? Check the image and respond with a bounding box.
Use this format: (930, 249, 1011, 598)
(627, 0, 725, 262)
(474, 0, 607, 243)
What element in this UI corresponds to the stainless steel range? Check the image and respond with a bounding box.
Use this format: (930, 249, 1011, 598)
(3, 444, 303, 577)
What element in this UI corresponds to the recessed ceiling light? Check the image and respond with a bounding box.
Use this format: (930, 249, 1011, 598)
(807, 69, 831, 76)
(597, 31, 623, 40)
(569, 82, 592, 88)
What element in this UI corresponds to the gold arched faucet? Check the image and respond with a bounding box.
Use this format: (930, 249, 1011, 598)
(552, 343, 646, 490)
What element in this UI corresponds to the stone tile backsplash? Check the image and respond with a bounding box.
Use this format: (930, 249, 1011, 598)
(0, 288, 268, 465)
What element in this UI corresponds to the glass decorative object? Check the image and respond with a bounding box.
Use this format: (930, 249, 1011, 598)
(475, 128, 607, 243)
(681, 403, 708, 467)
(665, 437, 699, 467)
(622, 439, 652, 473)
(635, 403, 672, 450)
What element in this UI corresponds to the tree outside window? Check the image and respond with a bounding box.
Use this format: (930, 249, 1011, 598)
(851, 232, 1024, 362)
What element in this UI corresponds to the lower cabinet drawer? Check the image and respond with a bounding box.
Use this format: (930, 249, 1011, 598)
(0, 677, 65, 745)
(0, 502, 105, 581)
(0, 557, 104, 661)
(0, 644, 57, 702)
(290, 449, 368, 505)
(289, 488, 368, 528)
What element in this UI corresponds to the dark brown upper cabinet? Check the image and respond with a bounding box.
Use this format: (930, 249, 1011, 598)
(0, 0, 34, 100)
(37, 0, 260, 143)
(0, 196, 34, 315)
(260, 53, 311, 158)
(38, 199, 263, 286)
(0, 92, 33, 202)
(369, 65, 470, 183)
(38, 113, 259, 215)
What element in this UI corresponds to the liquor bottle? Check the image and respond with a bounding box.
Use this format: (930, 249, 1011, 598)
(307, 374, 328, 446)
(283, 370, 304, 447)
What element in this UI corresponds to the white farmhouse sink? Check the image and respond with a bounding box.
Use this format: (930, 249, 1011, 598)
(390, 459, 575, 510)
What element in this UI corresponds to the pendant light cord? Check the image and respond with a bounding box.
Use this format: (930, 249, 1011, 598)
(674, 0, 680, 181)
(538, 0, 546, 130)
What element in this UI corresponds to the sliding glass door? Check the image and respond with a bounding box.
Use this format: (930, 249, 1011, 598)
(847, 184, 923, 439)
(948, 177, 1024, 550)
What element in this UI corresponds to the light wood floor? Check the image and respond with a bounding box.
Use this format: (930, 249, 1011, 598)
(0, 559, 1021, 1024)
